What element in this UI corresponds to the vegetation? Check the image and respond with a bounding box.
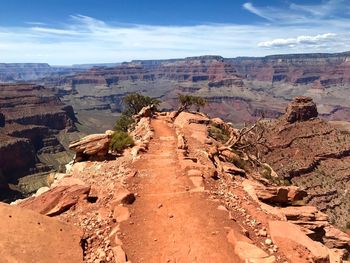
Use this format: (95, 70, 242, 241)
(177, 94, 207, 112)
(208, 125, 230, 143)
(110, 92, 159, 152)
(110, 131, 134, 153)
(114, 114, 135, 132)
(114, 93, 160, 133)
(122, 93, 160, 116)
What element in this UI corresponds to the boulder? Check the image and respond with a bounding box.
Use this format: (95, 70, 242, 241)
(0, 203, 83, 263)
(255, 185, 307, 204)
(269, 220, 329, 263)
(284, 96, 318, 123)
(69, 130, 114, 160)
(18, 184, 90, 216)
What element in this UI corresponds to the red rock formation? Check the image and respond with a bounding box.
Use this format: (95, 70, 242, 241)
(260, 98, 350, 228)
(19, 184, 91, 216)
(0, 84, 77, 196)
(231, 52, 350, 87)
(284, 96, 318, 123)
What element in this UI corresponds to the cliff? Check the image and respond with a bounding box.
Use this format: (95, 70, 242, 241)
(259, 97, 350, 229)
(230, 51, 350, 86)
(0, 84, 77, 199)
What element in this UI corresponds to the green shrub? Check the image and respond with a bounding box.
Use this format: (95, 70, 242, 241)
(260, 165, 272, 179)
(208, 125, 230, 142)
(114, 114, 135, 132)
(178, 94, 207, 112)
(110, 131, 134, 153)
(122, 93, 160, 116)
(113, 93, 160, 132)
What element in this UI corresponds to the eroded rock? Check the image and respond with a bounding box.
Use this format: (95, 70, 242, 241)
(255, 185, 307, 204)
(285, 96, 318, 123)
(18, 184, 90, 216)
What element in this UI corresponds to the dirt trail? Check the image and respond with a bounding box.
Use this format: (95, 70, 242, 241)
(120, 117, 240, 263)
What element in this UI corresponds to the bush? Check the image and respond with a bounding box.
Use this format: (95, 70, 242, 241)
(110, 131, 134, 153)
(122, 93, 160, 116)
(178, 94, 207, 112)
(113, 93, 160, 132)
(114, 114, 135, 132)
(208, 125, 230, 143)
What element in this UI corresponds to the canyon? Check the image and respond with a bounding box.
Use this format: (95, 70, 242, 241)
(2, 105, 349, 263)
(0, 83, 78, 201)
(0, 51, 349, 262)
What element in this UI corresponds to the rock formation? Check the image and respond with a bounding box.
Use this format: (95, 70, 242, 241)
(284, 96, 318, 123)
(69, 130, 114, 161)
(0, 84, 77, 200)
(260, 97, 350, 229)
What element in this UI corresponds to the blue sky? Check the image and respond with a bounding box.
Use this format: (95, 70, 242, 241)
(0, 0, 349, 64)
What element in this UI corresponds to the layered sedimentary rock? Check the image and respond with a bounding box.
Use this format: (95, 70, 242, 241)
(230, 51, 350, 86)
(260, 97, 350, 228)
(0, 63, 84, 82)
(0, 84, 77, 198)
(39, 52, 350, 133)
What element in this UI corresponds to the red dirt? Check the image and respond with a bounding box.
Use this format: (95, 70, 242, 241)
(120, 118, 241, 262)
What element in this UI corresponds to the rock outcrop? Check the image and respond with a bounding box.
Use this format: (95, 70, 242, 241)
(260, 97, 350, 229)
(18, 184, 91, 216)
(69, 130, 114, 161)
(255, 185, 307, 204)
(284, 96, 318, 123)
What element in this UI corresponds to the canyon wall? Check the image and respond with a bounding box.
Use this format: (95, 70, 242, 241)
(0, 84, 77, 199)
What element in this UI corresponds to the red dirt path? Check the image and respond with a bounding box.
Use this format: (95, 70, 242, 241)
(120, 118, 241, 262)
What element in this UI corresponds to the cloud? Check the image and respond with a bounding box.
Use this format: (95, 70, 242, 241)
(258, 33, 338, 48)
(242, 0, 350, 24)
(0, 4, 349, 65)
(242, 2, 273, 21)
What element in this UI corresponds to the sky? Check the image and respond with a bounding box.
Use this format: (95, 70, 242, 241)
(0, 0, 349, 65)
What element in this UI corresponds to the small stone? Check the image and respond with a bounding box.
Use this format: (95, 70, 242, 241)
(258, 229, 267, 237)
(158, 203, 163, 208)
(265, 238, 273, 246)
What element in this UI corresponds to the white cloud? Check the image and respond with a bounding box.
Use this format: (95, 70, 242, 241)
(258, 33, 338, 48)
(243, 2, 273, 21)
(242, 0, 350, 25)
(0, 2, 349, 65)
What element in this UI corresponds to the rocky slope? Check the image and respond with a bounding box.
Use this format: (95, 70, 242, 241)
(259, 97, 350, 229)
(0, 83, 78, 200)
(3, 107, 348, 263)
